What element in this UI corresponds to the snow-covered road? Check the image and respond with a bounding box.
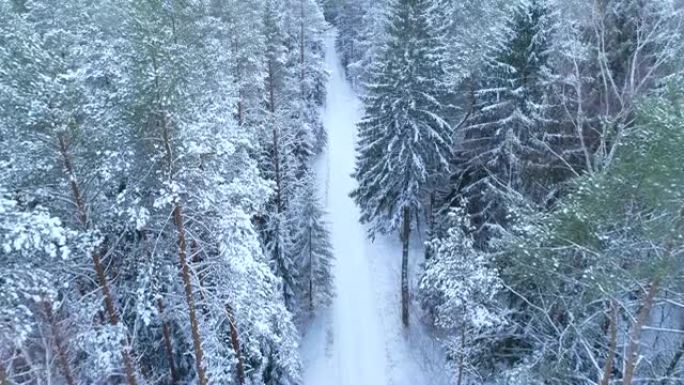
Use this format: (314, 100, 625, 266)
(300, 31, 449, 385)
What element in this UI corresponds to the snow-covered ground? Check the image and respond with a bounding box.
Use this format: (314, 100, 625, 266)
(301, 31, 449, 385)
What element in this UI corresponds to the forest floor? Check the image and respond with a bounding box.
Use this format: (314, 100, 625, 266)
(300, 30, 449, 385)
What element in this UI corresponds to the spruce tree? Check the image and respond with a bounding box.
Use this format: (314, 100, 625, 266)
(292, 173, 335, 317)
(351, 0, 453, 327)
(335, 0, 367, 69)
(259, 0, 301, 315)
(346, 0, 388, 91)
(452, 0, 555, 248)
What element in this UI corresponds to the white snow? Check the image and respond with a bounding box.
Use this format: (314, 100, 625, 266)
(301, 30, 449, 385)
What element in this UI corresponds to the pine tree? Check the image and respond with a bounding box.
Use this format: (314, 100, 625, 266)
(0, 192, 76, 385)
(211, 0, 267, 129)
(351, 0, 453, 327)
(0, 1, 141, 383)
(0, 0, 324, 383)
(489, 90, 684, 385)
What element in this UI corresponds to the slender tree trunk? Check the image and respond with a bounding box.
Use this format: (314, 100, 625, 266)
(191, 240, 209, 315)
(92, 251, 139, 385)
(623, 282, 659, 385)
(58, 135, 87, 225)
(57, 134, 139, 385)
(188, 234, 244, 385)
(237, 98, 244, 127)
(401, 206, 411, 328)
(456, 311, 466, 385)
(43, 302, 76, 385)
(12, 349, 33, 384)
(425, 193, 436, 260)
(156, 299, 179, 384)
(225, 305, 246, 385)
(231, 31, 245, 127)
(269, 59, 281, 217)
(299, 0, 305, 87)
(600, 299, 618, 385)
(273, 124, 282, 214)
(309, 228, 314, 313)
(660, 338, 684, 385)
(272, 118, 287, 304)
(268, 60, 289, 306)
(173, 204, 209, 385)
(158, 104, 209, 385)
(0, 360, 8, 385)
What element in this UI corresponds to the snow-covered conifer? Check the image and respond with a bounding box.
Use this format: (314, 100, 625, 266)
(451, 0, 556, 247)
(351, 0, 454, 327)
(292, 173, 335, 317)
(419, 208, 504, 384)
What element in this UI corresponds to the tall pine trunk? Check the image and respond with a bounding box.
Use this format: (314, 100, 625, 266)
(267, 58, 290, 306)
(600, 299, 618, 385)
(299, 0, 305, 86)
(159, 110, 209, 385)
(156, 299, 178, 384)
(456, 309, 466, 385)
(0, 361, 8, 385)
(661, 338, 684, 384)
(57, 134, 139, 385)
(401, 206, 410, 327)
(622, 282, 659, 385)
(424, 192, 435, 260)
(225, 305, 246, 385)
(309, 228, 314, 313)
(232, 36, 245, 127)
(172, 204, 209, 385)
(43, 302, 76, 385)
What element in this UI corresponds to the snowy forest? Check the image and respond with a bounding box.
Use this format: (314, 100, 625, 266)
(1, 0, 684, 384)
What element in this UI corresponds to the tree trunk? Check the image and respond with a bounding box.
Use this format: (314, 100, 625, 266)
(456, 311, 466, 385)
(157, 104, 209, 385)
(623, 282, 659, 385)
(237, 98, 244, 127)
(57, 134, 139, 385)
(269, 57, 281, 217)
(401, 206, 411, 328)
(660, 337, 684, 385)
(0, 360, 8, 385)
(231, 31, 244, 127)
(600, 299, 618, 385)
(43, 302, 76, 385)
(299, 0, 305, 86)
(58, 134, 87, 225)
(225, 305, 246, 385)
(273, 124, 282, 215)
(92, 252, 139, 385)
(268, 59, 289, 306)
(173, 204, 209, 385)
(309, 227, 314, 313)
(156, 299, 178, 384)
(191, 240, 209, 315)
(425, 193, 435, 260)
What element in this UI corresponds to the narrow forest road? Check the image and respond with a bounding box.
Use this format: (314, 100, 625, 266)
(300, 31, 448, 385)
(302, 30, 390, 385)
